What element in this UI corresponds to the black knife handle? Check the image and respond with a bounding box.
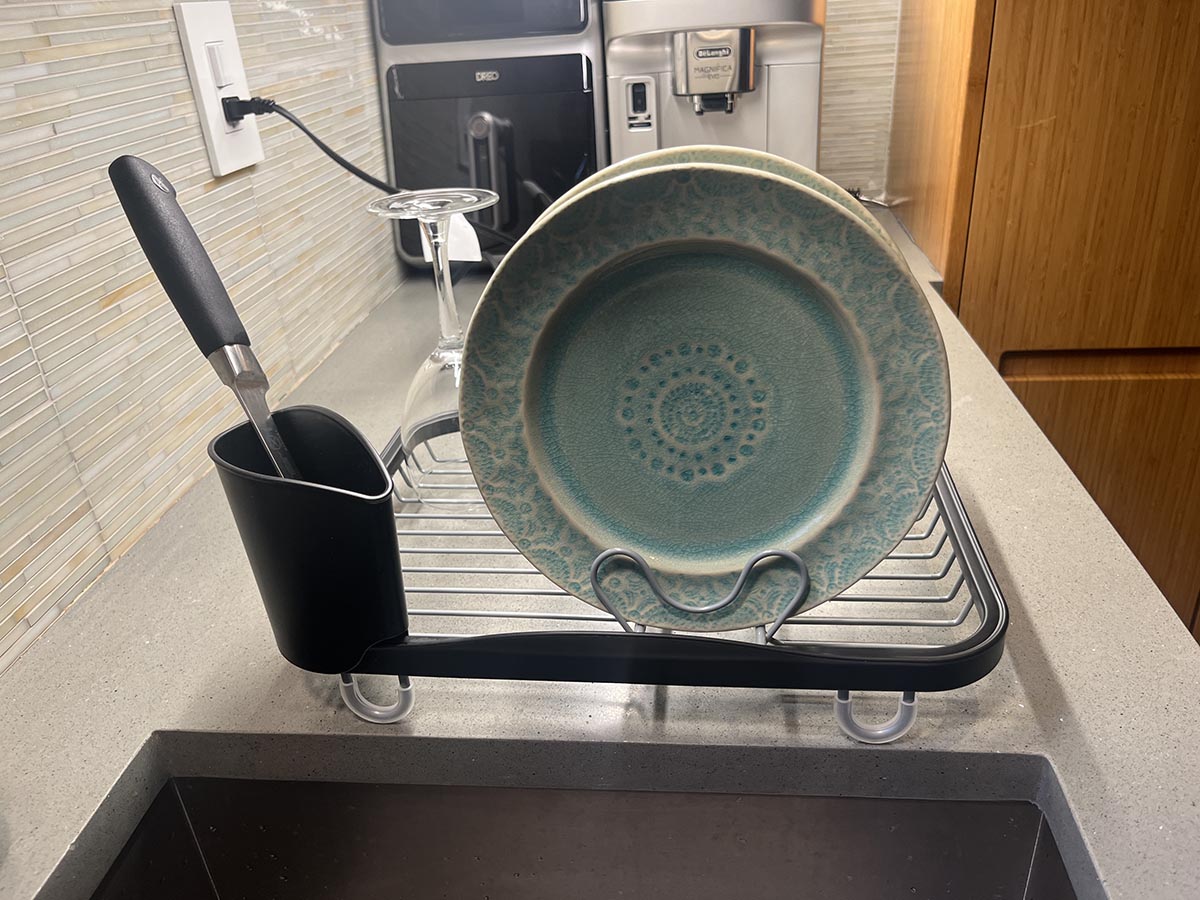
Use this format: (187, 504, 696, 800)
(108, 155, 249, 356)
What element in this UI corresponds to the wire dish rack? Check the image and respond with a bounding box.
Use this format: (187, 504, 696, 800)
(336, 417, 1008, 744)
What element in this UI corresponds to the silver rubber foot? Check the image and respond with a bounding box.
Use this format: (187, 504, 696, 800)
(339, 674, 415, 724)
(834, 690, 917, 744)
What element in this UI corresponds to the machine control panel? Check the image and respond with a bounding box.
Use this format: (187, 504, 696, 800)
(624, 77, 656, 133)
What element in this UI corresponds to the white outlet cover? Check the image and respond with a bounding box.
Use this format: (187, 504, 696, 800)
(174, 2, 263, 176)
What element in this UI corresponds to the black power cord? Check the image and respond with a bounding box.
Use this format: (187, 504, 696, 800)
(223, 96, 516, 249)
(847, 186, 890, 209)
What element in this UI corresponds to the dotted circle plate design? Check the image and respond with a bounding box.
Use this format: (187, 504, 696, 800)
(618, 342, 770, 485)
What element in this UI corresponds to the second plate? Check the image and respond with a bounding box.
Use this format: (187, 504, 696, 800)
(543, 144, 899, 256)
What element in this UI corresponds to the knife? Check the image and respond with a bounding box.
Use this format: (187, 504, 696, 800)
(108, 154, 301, 480)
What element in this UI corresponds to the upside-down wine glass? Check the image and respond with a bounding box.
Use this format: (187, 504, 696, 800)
(367, 188, 499, 505)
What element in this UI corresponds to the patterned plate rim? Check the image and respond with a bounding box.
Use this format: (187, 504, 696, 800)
(542, 144, 899, 255)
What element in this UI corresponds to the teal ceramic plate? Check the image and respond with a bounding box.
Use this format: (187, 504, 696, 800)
(461, 163, 950, 631)
(544, 144, 899, 256)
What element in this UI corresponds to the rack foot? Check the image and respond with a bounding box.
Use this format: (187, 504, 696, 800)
(339, 674, 414, 723)
(834, 690, 917, 744)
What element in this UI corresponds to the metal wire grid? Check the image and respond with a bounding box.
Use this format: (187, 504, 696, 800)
(392, 442, 986, 650)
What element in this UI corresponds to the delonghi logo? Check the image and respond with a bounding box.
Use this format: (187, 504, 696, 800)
(475, 70, 500, 82)
(695, 46, 732, 59)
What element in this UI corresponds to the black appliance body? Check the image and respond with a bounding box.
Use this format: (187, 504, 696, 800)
(373, 1, 607, 265)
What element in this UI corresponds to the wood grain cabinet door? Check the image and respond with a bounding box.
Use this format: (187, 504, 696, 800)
(956, 0, 1200, 628)
(1001, 351, 1200, 627)
(959, 1, 1200, 360)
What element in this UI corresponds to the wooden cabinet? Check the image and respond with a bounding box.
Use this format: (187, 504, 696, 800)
(1003, 351, 1200, 625)
(889, 0, 1200, 630)
(887, 0, 992, 304)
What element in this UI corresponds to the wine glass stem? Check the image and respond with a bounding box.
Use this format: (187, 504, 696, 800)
(420, 215, 463, 350)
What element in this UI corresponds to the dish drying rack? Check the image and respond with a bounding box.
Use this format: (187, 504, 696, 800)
(335, 415, 1008, 745)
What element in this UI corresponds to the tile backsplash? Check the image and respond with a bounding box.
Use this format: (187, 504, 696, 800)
(0, 0, 401, 671)
(820, 0, 902, 195)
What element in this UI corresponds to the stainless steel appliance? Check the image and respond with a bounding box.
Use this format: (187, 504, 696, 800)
(372, 0, 607, 264)
(603, 0, 824, 166)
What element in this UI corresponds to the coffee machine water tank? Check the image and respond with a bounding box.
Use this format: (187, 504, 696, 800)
(603, 0, 824, 168)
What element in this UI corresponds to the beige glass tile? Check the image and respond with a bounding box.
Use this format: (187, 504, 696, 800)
(0, 486, 93, 591)
(0, 6, 56, 24)
(33, 10, 172, 35)
(0, 0, 401, 664)
(819, 0, 902, 192)
(0, 518, 109, 636)
(17, 528, 110, 628)
(18, 46, 175, 88)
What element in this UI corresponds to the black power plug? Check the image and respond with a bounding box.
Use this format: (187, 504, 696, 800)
(221, 96, 276, 124)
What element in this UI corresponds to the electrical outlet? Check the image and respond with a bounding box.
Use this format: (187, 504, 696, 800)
(175, 1, 263, 176)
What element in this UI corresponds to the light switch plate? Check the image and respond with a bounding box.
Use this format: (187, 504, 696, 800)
(174, 1, 263, 176)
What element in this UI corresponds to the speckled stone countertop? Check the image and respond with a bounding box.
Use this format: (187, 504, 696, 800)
(2, 214, 1198, 900)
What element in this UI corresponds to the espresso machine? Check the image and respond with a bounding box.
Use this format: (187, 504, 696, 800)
(373, 0, 607, 264)
(602, 0, 824, 167)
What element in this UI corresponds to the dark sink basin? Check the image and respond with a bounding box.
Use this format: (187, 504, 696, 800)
(92, 778, 1077, 900)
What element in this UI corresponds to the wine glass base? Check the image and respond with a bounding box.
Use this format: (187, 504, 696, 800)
(367, 188, 500, 221)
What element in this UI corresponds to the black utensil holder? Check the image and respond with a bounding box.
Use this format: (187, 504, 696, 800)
(209, 406, 407, 674)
